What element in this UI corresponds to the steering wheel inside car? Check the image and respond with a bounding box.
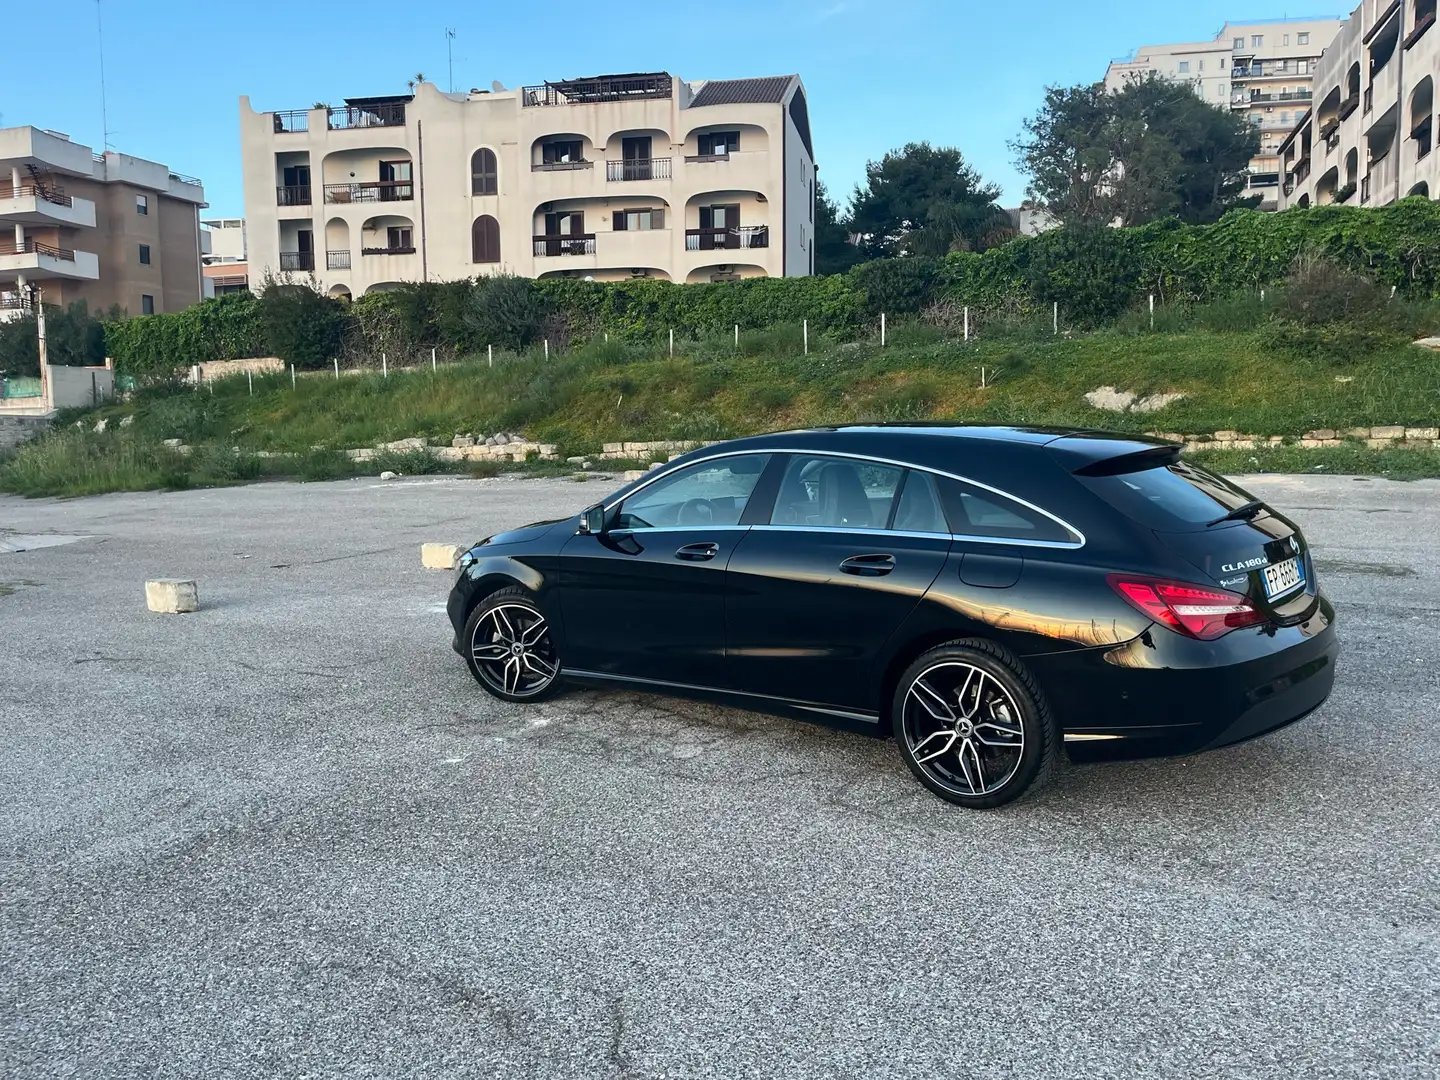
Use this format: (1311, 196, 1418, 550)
(677, 498, 714, 526)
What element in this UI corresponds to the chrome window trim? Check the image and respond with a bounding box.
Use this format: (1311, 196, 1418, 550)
(603, 447, 1087, 549)
(609, 524, 751, 534)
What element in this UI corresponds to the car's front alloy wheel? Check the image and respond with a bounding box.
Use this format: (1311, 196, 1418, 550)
(464, 587, 563, 702)
(892, 640, 1057, 808)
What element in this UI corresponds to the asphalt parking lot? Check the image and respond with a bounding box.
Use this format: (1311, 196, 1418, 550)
(1, 472, 1437, 1079)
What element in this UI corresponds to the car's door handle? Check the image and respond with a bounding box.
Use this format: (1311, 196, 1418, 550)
(840, 553, 896, 576)
(675, 542, 720, 562)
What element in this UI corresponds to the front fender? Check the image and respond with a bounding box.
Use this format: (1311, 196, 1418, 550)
(447, 554, 554, 646)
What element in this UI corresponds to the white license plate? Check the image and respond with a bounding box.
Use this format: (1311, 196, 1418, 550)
(1263, 556, 1305, 599)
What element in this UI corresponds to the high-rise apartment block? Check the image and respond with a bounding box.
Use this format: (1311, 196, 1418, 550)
(1105, 17, 1345, 210)
(1278, 0, 1437, 208)
(239, 73, 816, 297)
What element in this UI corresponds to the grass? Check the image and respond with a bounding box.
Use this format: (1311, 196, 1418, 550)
(4, 313, 1440, 497)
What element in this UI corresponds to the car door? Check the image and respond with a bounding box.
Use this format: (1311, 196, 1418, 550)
(724, 455, 953, 715)
(557, 454, 770, 687)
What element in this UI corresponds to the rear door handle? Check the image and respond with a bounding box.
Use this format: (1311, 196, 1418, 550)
(840, 553, 896, 576)
(675, 542, 719, 562)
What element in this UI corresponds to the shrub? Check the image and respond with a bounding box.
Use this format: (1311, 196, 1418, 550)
(1276, 254, 1390, 327)
(465, 275, 550, 352)
(255, 274, 346, 369)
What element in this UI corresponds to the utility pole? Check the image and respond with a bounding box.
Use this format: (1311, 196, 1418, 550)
(33, 283, 49, 405)
(446, 29, 456, 93)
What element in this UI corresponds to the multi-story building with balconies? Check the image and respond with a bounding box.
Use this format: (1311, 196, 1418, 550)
(238, 72, 816, 296)
(1105, 17, 1344, 210)
(1277, 0, 1437, 209)
(0, 126, 206, 320)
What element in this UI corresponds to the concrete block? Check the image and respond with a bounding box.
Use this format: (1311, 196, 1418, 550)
(1365, 439, 1391, 449)
(380, 471, 399, 480)
(1212, 430, 1239, 441)
(1346, 427, 1371, 439)
(146, 579, 199, 614)
(432, 446, 465, 462)
(1405, 427, 1439, 440)
(602, 442, 624, 454)
(1319, 439, 1343, 448)
(647, 461, 663, 471)
(1414, 336, 1440, 349)
(620, 470, 646, 481)
(162, 438, 182, 447)
(539, 444, 558, 456)
(1266, 436, 1285, 445)
(452, 436, 475, 448)
(422, 543, 463, 570)
(1305, 429, 1336, 440)
(1298, 439, 1323, 449)
(346, 448, 376, 461)
(381, 437, 427, 451)
(1371, 425, 1405, 440)
(566, 455, 587, 464)
(492, 433, 510, 445)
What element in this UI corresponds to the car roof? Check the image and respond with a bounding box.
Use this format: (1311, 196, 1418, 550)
(701, 424, 1174, 467)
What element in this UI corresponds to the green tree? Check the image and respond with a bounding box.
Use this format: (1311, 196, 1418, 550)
(849, 142, 1011, 258)
(255, 272, 346, 369)
(814, 178, 864, 276)
(1016, 73, 1260, 227)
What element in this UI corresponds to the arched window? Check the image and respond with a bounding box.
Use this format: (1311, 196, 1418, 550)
(471, 148, 497, 196)
(472, 215, 500, 263)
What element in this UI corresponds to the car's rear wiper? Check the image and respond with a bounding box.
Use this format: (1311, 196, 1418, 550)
(1206, 499, 1266, 527)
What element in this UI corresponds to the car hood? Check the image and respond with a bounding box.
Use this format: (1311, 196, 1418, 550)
(474, 517, 568, 549)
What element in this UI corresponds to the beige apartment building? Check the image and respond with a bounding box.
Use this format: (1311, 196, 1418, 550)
(201, 217, 249, 296)
(238, 71, 816, 295)
(1278, 0, 1437, 208)
(0, 127, 206, 320)
(1106, 17, 1345, 210)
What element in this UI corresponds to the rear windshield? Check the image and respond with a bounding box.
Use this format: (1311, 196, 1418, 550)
(1078, 460, 1256, 532)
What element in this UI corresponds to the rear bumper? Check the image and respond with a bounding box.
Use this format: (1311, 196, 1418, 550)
(1030, 597, 1337, 762)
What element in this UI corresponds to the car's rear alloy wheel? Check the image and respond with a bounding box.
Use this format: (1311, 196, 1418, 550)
(464, 588, 563, 702)
(892, 640, 1057, 808)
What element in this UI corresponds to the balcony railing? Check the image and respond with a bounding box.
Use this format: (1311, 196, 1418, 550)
(1319, 118, 1340, 140)
(532, 234, 596, 257)
(532, 159, 593, 172)
(0, 238, 76, 261)
(685, 226, 769, 251)
(323, 181, 413, 203)
(1283, 179, 1296, 196)
(1293, 158, 1312, 183)
(326, 250, 351, 270)
(0, 295, 33, 310)
(327, 103, 406, 129)
(1339, 94, 1360, 120)
(277, 184, 312, 206)
(169, 171, 203, 187)
(279, 251, 315, 271)
(684, 152, 731, 164)
(272, 110, 310, 133)
(0, 181, 73, 207)
(521, 73, 671, 107)
(1361, 175, 1372, 203)
(1364, 87, 1374, 114)
(605, 157, 673, 182)
(360, 245, 416, 256)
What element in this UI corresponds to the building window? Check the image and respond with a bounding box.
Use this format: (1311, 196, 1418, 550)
(141, 294, 154, 315)
(1298, 60, 1309, 75)
(1233, 36, 1245, 49)
(1283, 34, 1290, 45)
(1276, 59, 1288, 72)
(1298, 32, 1310, 45)
(470, 147, 497, 195)
(386, 226, 412, 250)
(698, 131, 740, 156)
(471, 214, 500, 262)
(1280, 112, 1290, 123)
(1178, 61, 1190, 73)
(136, 194, 148, 215)
(1252, 34, 1264, 47)
(138, 244, 151, 265)
(1198, 59, 1205, 71)
(1219, 83, 1228, 97)
(541, 140, 584, 164)
(614, 208, 664, 231)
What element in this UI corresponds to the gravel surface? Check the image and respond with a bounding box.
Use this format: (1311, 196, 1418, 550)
(1, 473, 1436, 1079)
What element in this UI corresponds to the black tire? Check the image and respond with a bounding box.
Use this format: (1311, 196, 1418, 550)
(890, 638, 1058, 809)
(462, 586, 565, 703)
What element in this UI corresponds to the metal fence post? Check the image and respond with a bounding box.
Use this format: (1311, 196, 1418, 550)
(881, 312, 886, 347)
(803, 319, 808, 355)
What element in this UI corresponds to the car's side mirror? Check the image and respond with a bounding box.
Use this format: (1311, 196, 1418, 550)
(577, 502, 606, 536)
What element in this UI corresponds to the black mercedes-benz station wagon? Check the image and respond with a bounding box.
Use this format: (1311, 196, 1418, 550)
(447, 425, 1337, 808)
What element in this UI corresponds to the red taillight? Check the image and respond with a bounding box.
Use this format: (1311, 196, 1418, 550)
(1107, 574, 1266, 640)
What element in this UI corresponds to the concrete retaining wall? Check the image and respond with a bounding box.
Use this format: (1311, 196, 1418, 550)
(0, 413, 53, 451)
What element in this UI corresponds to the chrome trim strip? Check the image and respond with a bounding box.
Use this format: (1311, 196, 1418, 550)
(560, 667, 881, 724)
(603, 447, 1087, 550)
(611, 524, 751, 534)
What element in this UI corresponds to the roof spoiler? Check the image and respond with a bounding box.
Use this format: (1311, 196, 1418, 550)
(1072, 444, 1181, 477)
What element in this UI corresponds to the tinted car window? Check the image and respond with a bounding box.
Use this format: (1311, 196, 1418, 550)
(1079, 460, 1254, 532)
(939, 477, 1075, 544)
(771, 455, 900, 531)
(891, 470, 948, 534)
(616, 455, 769, 529)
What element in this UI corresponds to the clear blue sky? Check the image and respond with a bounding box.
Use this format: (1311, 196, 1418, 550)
(0, 1, 1343, 218)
